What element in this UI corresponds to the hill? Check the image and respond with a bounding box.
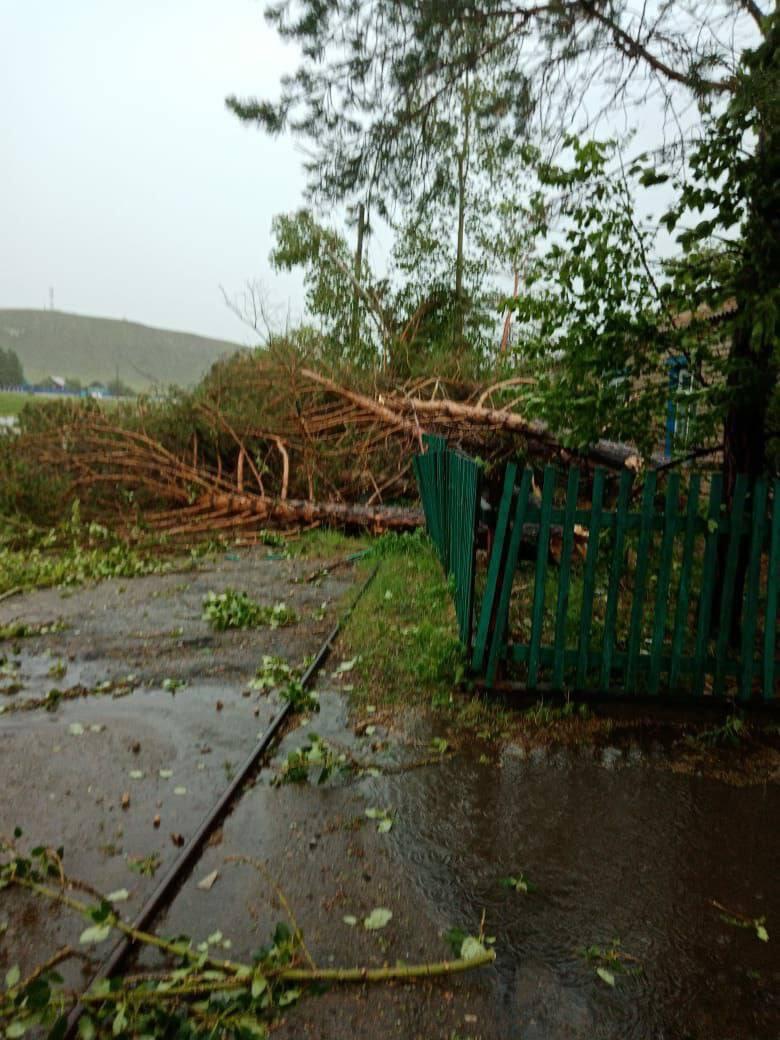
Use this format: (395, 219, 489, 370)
(0, 309, 242, 390)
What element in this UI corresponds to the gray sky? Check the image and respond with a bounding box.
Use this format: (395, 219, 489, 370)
(0, 0, 308, 343)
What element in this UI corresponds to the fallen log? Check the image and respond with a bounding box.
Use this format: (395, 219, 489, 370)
(150, 493, 424, 536)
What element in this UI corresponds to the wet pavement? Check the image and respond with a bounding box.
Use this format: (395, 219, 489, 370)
(1, 552, 778, 1039)
(0, 551, 355, 986)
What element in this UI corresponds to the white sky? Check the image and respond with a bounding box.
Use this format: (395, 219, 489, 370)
(1, 3, 748, 345)
(0, 0, 310, 343)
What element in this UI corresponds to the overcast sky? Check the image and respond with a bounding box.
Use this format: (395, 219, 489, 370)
(0, 0, 312, 343)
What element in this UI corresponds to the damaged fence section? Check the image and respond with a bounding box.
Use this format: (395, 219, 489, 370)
(414, 440, 779, 701)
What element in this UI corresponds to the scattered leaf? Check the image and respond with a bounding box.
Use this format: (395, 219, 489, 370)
(106, 889, 129, 903)
(78, 1017, 96, 1040)
(756, 924, 769, 942)
(129, 770, 144, 780)
(173, 786, 187, 796)
(80, 923, 112, 945)
(342, 915, 358, 927)
(197, 870, 219, 892)
(277, 987, 300, 1007)
(363, 907, 392, 930)
(334, 658, 358, 674)
(5, 964, 20, 989)
(159, 769, 173, 779)
(251, 973, 267, 998)
(596, 967, 616, 987)
(460, 936, 487, 961)
(68, 723, 84, 736)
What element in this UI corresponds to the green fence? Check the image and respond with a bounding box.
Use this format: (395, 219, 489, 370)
(414, 442, 779, 701)
(413, 436, 481, 647)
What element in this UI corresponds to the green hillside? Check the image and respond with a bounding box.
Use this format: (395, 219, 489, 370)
(0, 309, 242, 390)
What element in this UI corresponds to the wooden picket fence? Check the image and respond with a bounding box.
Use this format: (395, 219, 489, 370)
(413, 436, 481, 646)
(414, 441, 780, 701)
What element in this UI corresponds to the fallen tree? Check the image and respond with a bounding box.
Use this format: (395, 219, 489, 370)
(6, 347, 644, 538)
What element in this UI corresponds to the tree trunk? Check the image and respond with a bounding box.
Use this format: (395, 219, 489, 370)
(454, 80, 470, 345)
(350, 203, 366, 354)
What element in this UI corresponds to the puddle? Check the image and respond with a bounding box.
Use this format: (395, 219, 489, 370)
(153, 687, 780, 1038)
(374, 744, 779, 1038)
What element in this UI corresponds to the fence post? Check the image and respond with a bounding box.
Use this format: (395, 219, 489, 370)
(669, 474, 701, 691)
(713, 474, 748, 697)
(625, 472, 657, 690)
(763, 479, 779, 701)
(472, 463, 517, 673)
(648, 473, 681, 695)
(486, 469, 533, 687)
(552, 467, 580, 690)
(528, 467, 556, 689)
(693, 475, 724, 695)
(600, 469, 633, 690)
(739, 479, 767, 700)
(576, 468, 605, 689)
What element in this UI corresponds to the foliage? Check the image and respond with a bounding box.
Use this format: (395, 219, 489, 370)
(506, 138, 681, 456)
(499, 873, 535, 894)
(0, 842, 492, 1039)
(249, 655, 318, 712)
(0, 435, 70, 526)
(202, 590, 298, 631)
(0, 347, 24, 386)
(233, 0, 777, 474)
(522, 698, 591, 727)
(274, 733, 348, 786)
(694, 715, 746, 749)
(270, 210, 379, 368)
(580, 940, 641, 985)
(0, 503, 173, 596)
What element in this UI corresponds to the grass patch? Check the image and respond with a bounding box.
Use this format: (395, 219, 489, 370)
(285, 528, 370, 559)
(0, 392, 33, 418)
(339, 533, 465, 710)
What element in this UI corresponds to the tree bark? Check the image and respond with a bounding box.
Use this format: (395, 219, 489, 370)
(350, 202, 366, 354)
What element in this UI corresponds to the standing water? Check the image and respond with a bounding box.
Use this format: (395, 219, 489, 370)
(379, 746, 778, 1039)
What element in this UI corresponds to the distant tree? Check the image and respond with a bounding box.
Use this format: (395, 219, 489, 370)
(106, 377, 134, 397)
(0, 347, 24, 386)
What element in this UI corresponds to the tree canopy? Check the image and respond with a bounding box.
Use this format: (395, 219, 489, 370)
(0, 347, 24, 386)
(230, 1, 778, 480)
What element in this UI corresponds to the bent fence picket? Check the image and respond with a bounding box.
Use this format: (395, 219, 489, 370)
(414, 439, 779, 701)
